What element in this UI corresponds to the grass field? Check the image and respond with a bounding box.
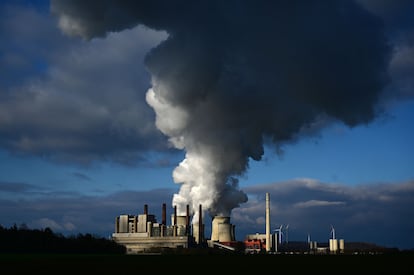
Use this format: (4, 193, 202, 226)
(1, 252, 413, 273)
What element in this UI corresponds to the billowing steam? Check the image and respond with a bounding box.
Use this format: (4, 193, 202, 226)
(51, 1, 391, 223)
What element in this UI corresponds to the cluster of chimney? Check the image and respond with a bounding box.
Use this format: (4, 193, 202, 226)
(115, 202, 238, 245)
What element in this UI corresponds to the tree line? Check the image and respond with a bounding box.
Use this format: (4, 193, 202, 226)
(0, 224, 126, 254)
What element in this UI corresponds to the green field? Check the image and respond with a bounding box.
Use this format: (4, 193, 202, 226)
(1, 252, 413, 273)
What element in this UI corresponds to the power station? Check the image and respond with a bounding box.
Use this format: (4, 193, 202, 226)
(111, 192, 345, 254)
(112, 203, 240, 253)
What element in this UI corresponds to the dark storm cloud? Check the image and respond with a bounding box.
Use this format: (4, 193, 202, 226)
(0, 3, 172, 165)
(0, 2, 73, 88)
(51, 0, 392, 218)
(0, 188, 176, 236)
(233, 179, 414, 249)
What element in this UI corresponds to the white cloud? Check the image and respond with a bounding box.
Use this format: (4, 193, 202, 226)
(293, 200, 346, 208)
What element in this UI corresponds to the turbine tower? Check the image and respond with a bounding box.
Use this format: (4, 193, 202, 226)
(274, 225, 283, 244)
(284, 224, 289, 244)
(330, 224, 336, 239)
(265, 192, 271, 252)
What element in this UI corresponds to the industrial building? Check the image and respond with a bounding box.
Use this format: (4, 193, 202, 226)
(307, 225, 345, 254)
(112, 203, 241, 254)
(112, 203, 197, 253)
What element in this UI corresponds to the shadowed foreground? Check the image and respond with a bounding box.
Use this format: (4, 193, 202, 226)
(1, 252, 412, 274)
(1, 226, 412, 273)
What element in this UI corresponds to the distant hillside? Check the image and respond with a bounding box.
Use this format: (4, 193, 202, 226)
(0, 224, 125, 254)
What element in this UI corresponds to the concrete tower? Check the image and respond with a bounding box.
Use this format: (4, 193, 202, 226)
(211, 216, 235, 242)
(266, 192, 271, 252)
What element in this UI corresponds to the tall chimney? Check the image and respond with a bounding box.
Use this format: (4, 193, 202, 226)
(266, 192, 271, 252)
(115, 216, 119, 233)
(160, 203, 166, 237)
(144, 204, 148, 215)
(173, 205, 177, 236)
(162, 203, 166, 225)
(186, 204, 190, 236)
(198, 204, 203, 244)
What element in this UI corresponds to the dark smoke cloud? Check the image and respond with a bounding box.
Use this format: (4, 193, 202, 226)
(51, 0, 391, 221)
(356, 0, 414, 32)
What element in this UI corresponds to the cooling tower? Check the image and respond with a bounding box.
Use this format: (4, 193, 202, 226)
(339, 239, 345, 251)
(211, 216, 235, 242)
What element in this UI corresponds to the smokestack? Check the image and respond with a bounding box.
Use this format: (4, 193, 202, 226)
(161, 203, 166, 237)
(186, 204, 190, 236)
(115, 216, 119, 233)
(198, 204, 203, 244)
(162, 203, 166, 225)
(266, 192, 271, 252)
(173, 205, 177, 237)
(144, 204, 148, 215)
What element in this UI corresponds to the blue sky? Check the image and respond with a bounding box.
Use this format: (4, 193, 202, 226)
(1, 0, 414, 250)
(245, 100, 414, 186)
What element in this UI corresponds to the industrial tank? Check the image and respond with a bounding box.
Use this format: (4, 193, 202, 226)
(339, 239, 345, 251)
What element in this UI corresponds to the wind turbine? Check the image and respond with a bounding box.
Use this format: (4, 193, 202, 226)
(330, 224, 336, 239)
(284, 224, 289, 244)
(274, 225, 283, 244)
